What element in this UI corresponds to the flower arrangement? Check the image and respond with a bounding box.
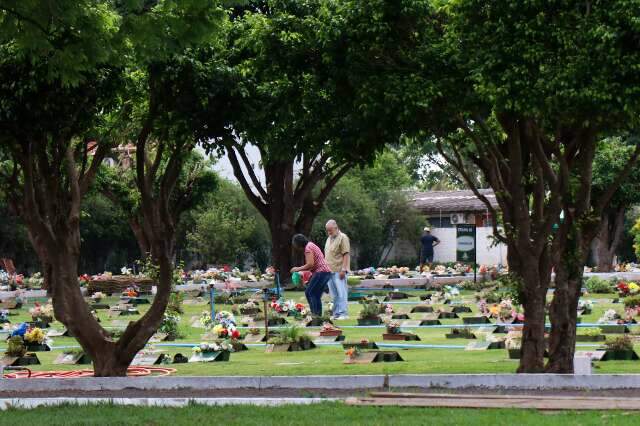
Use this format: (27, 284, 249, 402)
(578, 299, 594, 313)
(158, 312, 182, 340)
(345, 346, 361, 359)
(598, 309, 621, 324)
(386, 320, 401, 334)
(121, 266, 133, 276)
(358, 301, 381, 320)
(580, 327, 603, 337)
(24, 327, 46, 344)
(320, 322, 342, 336)
(29, 303, 54, 323)
(617, 281, 640, 297)
(270, 299, 307, 317)
(200, 311, 213, 328)
(444, 285, 460, 298)
(79, 274, 91, 286)
(91, 292, 105, 301)
(6, 336, 26, 357)
(192, 341, 233, 354)
(208, 311, 240, 339)
(604, 335, 634, 352)
(124, 287, 138, 298)
(384, 304, 394, 315)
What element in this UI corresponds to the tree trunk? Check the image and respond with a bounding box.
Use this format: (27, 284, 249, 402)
(517, 270, 548, 373)
(593, 207, 625, 272)
(129, 216, 151, 258)
(545, 261, 582, 373)
(269, 214, 295, 282)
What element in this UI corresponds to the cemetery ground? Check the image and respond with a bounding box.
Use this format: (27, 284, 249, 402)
(4, 289, 640, 377)
(5, 288, 640, 423)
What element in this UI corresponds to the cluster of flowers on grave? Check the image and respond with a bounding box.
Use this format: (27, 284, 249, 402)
(211, 311, 240, 339)
(158, 311, 182, 339)
(192, 341, 233, 355)
(24, 327, 46, 344)
(577, 299, 593, 314)
(345, 346, 361, 359)
(444, 285, 461, 299)
(270, 299, 307, 317)
(385, 320, 402, 334)
(478, 298, 524, 323)
(29, 302, 54, 323)
(320, 322, 342, 334)
(78, 274, 92, 286)
(91, 292, 106, 301)
(598, 309, 621, 324)
(617, 281, 640, 296)
(123, 287, 138, 297)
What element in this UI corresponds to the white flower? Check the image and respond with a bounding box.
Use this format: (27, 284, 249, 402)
(121, 266, 132, 275)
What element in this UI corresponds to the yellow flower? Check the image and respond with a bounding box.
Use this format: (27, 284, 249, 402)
(489, 305, 500, 317)
(629, 283, 639, 293)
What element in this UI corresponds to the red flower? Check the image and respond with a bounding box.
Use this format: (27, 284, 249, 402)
(231, 329, 241, 339)
(219, 329, 228, 337)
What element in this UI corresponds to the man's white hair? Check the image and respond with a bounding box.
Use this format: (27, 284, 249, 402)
(325, 219, 338, 228)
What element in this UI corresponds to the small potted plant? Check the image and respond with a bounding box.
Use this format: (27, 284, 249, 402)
(29, 303, 54, 326)
(505, 334, 522, 359)
(91, 292, 106, 303)
(601, 335, 639, 360)
(383, 320, 420, 341)
(23, 327, 49, 351)
(190, 341, 233, 362)
(576, 327, 606, 342)
(357, 301, 382, 325)
(319, 322, 343, 337)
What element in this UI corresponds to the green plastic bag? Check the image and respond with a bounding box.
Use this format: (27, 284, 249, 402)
(291, 271, 301, 285)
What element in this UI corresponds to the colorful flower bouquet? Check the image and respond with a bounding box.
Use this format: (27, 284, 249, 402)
(617, 281, 640, 297)
(319, 322, 343, 337)
(211, 311, 241, 340)
(345, 346, 361, 359)
(578, 299, 593, 314)
(386, 320, 402, 335)
(29, 303, 54, 323)
(24, 327, 46, 345)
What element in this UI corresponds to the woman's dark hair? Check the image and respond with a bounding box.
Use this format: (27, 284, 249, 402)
(292, 234, 309, 250)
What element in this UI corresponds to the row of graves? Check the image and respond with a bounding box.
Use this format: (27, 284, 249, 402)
(3, 281, 640, 371)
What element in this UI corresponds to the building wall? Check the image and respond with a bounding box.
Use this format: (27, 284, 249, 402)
(429, 226, 507, 266)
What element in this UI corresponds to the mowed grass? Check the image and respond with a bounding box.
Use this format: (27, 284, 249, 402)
(5, 290, 640, 375)
(2, 403, 640, 426)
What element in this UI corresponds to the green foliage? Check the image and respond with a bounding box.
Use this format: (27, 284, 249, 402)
(358, 301, 382, 319)
(167, 292, 185, 315)
(624, 295, 640, 309)
(186, 179, 270, 268)
(604, 335, 634, 352)
(578, 328, 602, 337)
(585, 276, 613, 294)
(6, 336, 26, 357)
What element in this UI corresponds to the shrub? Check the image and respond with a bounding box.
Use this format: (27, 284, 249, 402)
(6, 336, 26, 357)
(604, 335, 634, 352)
(624, 295, 640, 309)
(585, 276, 612, 294)
(167, 292, 184, 314)
(579, 327, 602, 337)
(359, 301, 382, 319)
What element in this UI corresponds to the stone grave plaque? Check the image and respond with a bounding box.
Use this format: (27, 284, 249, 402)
(314, 335, 343, 344)
(131, 350, 166, 366)
(437, 311, 459, 319)
(149, 333, 169, 343)
(91, 303, 110, 310)
(265, 343, 292, 353)
(344, 352, 379, 364)
(392, 313, 410, 320)
(0, 356, 18, 367)
(54, 352, 91, 365)
(599, 324, 629, 334)
(575, 350, 606, 361)
(400, 320, 422, 328)
(474, 326, 497, 336)
(243, 334, 266, 343)
(1, 299, 20, 309)
(189, 351, 230, 363)
(108, 310, 122, 318)
(47, 328, 66, 338)
(451, 306, 473, 314)
(465, 341, 492, 351)
(184, 298, 206, 306)
(463, 316, 492, 325)
(411, 305, 434, 313)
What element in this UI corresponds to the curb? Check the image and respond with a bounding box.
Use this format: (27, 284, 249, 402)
(5, 374, 640, 392)
(0, 397, 337, 410)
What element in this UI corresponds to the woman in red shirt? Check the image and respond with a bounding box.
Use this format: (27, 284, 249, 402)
(290, 234, 332, 316)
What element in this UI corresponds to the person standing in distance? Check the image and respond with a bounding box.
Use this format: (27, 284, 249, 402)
(290, 234, 332, 317)
(324, 220, 350, 320)
(419, 227, 440, 272)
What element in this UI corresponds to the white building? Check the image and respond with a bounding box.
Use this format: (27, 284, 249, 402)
(388, 189, 508, 266)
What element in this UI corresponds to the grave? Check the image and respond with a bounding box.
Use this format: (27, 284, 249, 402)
(343, 350, 403, 364)
(410, 306, 434, 313)
(54, 351, 92, 365)
(462, 316, 492, 325)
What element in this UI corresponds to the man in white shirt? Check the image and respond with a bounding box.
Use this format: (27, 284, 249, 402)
(324, 219, 350, 320)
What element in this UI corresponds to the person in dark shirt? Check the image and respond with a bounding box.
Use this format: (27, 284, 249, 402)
(419, 227, 440, 272)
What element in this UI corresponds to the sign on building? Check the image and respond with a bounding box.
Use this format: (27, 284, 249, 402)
(456, 224, 476, 263)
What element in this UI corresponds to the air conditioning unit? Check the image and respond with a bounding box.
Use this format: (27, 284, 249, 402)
(450, 213, 466, 224)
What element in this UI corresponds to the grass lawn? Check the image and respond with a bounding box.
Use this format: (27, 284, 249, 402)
(4, 290, 640, 376)
(2, 402, 640, 425)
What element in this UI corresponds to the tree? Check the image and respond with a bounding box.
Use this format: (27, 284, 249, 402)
(0, 0, 227, 376)
(97, 150, 218, 259)
(187, 179, 270, 267)
(590, 137, 640, 271)
(326, 0, 640, 372)
(217, 1, 361, 278)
